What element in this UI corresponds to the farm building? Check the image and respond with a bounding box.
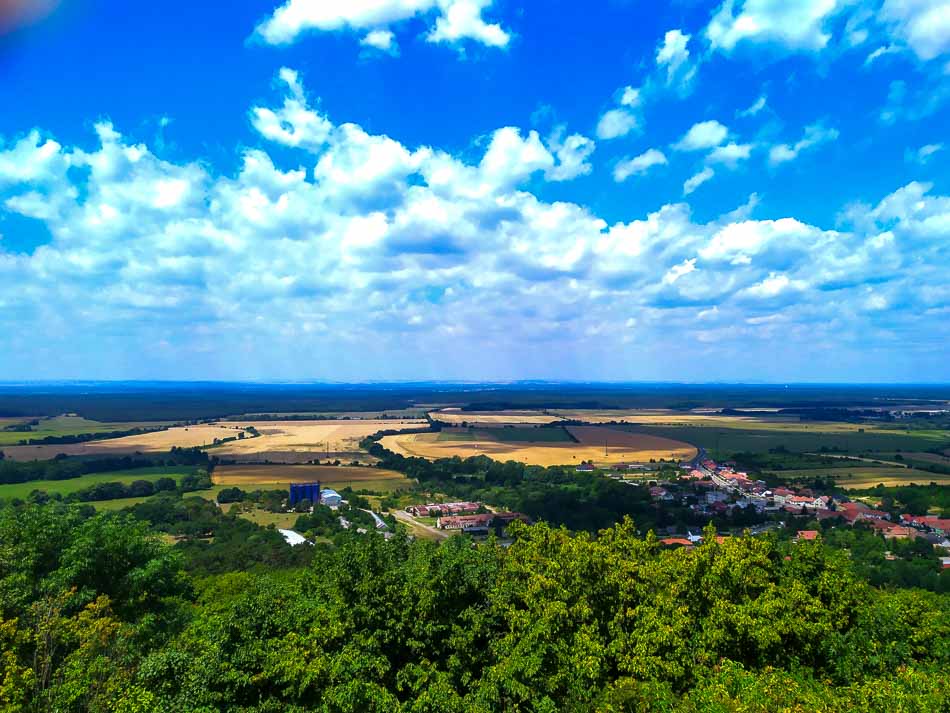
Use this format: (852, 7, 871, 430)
(289, 481, 321, 506)
(407, 501, 481, 517)
(437, 513, 495, 531)
(320, 488, 342, 507)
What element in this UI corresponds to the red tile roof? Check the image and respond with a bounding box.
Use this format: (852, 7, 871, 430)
(659, 537, 693, 547)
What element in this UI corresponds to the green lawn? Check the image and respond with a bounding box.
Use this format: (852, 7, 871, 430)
(0, 415, 171, 446)
(236, 509, 301, 529)
(0, 466, 198, 500)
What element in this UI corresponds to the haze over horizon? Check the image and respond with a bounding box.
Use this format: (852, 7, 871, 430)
(2, 0, 948, 381)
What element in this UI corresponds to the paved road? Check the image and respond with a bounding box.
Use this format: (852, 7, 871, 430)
(361, 509, 389, 530)
(393, 509, 449, 540)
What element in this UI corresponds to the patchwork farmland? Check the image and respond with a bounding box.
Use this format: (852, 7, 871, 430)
(211, 419, 427, 462)
(379, 424, 695, 467)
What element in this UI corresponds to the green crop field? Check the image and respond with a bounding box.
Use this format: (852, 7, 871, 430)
(437, 427, 574, 444)
(878, 451, 950, 468)
(767, 466, 950, 489)
(437, 429, 477, 442)
(0, 466, 198, 500)
(488, 427, 575, 443)
(0, 415, 172, 446)
(614, 422, 950, 457)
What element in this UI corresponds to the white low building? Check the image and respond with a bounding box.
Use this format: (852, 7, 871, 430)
(321, 488, 343, 507)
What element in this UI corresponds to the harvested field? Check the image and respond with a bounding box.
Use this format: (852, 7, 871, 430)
(211, 419, 427, 462)
(430, 410, 564, 426)
(213, 464, 413, 492)
(1, 423, 244, 461)
(379, 425, 696, 467)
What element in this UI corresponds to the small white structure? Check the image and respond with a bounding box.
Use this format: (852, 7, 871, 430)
(321, 488, 342, 507)
(278, 529, 308, 547)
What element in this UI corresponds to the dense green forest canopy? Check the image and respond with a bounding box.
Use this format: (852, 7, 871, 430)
(1, 500, 948, 712)
(2, 382, 948, 421)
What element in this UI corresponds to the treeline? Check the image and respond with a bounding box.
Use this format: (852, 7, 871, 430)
(850, 483, 950, 518)
(0, 447, 214, 485)
(1, 501, 948, 711)
(15, 426, 167, 446)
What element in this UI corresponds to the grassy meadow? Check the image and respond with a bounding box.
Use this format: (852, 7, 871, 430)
(0, 465, 199, 501)
(0, 415, 172, 446)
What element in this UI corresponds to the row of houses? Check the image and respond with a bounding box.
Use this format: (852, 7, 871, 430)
(900, 515, 950, 537)
(437, 511, 532, 533)
(407, 501, 482, 517)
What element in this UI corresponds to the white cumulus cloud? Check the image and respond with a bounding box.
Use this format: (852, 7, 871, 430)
(2, 69, 949, 380)
(361, 29, 398, 54)
(596, 109, 639, 140)
(673, 120, 729, 151)
(613, 149, 667, 182)
(255, 0, 509, 50)
(769, 123, 839, 165)
(683, 167, 715, 195)
(706, 0, 853, 53)
(656, 29, 698, 92)
(880, 0, 950, 61)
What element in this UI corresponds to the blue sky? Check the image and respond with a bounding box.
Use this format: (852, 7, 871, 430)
(0, 0, 948, 382)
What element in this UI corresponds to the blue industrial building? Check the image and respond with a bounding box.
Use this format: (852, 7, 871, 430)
(289, 482, 321, 506)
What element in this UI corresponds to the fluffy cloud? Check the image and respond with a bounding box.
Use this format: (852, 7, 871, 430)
(613, 149, 667, 182)
(906, 142, 943, 163)
(705, 0, 949, 67)
(249, 68, 333, 152)
(769, 123, 839, 165)
(880, 0, 950, 61)
(1, 69, 948, 379)
(683, 167, 715, 195)
(707, 142, 753, 166)
(255, 0, 509, 49)
(596, 109, 639, 140)
(361, 29, 398, 54)
(673, 120, 729, 151)
(656, 29, 698, 91)
(706, 0, 854, 53)
(545, 130, 596, 182)
(737, 95, 767, 118)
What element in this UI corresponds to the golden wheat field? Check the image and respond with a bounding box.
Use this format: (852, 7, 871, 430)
(211, 419, 427, 460)
(0, 424, 246, 461)
(379, 425, 695, 467)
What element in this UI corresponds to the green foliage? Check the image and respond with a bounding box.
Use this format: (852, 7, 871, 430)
(1, 499, 949, 711)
